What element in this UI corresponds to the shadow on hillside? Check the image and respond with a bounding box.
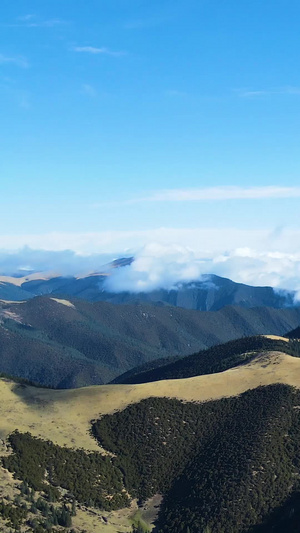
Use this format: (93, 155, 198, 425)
(249, 492, 300, 532)
(12, 382, 54, 408)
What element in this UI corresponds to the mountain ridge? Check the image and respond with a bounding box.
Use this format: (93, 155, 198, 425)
(0, 272, 297, 311)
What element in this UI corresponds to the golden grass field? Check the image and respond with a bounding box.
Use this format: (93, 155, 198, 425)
(0, 272, 58, 286)
(0, 347, 299, 452)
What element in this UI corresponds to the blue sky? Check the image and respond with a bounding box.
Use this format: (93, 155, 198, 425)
(1, 1, 300, 288)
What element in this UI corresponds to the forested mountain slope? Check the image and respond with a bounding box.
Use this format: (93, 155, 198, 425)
(287, 325, 300, 338)
(1, 297, 300, 387)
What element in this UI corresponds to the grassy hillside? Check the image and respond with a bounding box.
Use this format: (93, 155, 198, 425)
(1, 347, 300, 531)
(1, 297, 300, 387)
(1, 349, 300, 452)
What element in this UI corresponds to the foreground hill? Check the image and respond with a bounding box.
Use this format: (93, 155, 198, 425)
(0, 272, 296, 311)
(93, 385, 300, 533)
(0, 349, 300, 451)
(1, 350, 300, 532)
(1, 297, 300, 387)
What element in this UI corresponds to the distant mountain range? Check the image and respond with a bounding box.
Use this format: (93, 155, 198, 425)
(1, 297, 300, 387)
(0, 270, 296, 311)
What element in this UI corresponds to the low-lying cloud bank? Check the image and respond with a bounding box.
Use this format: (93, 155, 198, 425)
(1, 242, 300, 301)
(103, 244, 300, 299)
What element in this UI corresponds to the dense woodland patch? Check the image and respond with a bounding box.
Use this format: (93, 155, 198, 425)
(93, 385, 300, 532)
(2, 432, 129, 511)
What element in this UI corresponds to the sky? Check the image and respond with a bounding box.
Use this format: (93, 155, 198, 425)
(1, 0, 300, 290)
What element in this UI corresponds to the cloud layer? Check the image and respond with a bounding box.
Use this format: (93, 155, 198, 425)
(0, 223, 300, 295)
(103, 244, 300, 296)
(1, 235, 300, 299)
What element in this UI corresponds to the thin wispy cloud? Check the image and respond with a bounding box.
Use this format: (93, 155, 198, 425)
(0, 53, 28, 68)
(82, 83, 97, 97)
(72, 46, 126, 57)
(165, 89, 188, 97)
(18, 14, 35, 22)
(18, 93, 30, 109)
(129, 186, 300, 204)
(27, 19, 65, 28)
(124, 16, 169, 30)
(6, 14, 66, 28)
(238, 86, 300, 98)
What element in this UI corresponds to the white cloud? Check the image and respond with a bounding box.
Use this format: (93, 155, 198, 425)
(72, 46, 125, 57)
(135, 186, 300, 203)
(102, 243, 300, 294)
(0, 54, 28, 68)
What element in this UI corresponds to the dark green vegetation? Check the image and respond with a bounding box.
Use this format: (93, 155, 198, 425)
(3, 383, 300, 531)
(0, 272, 296, 311)
(2, 431, 129, 511)
(0, 495, 74, 532)
(0, 499, 28, 530)
(1, 297, 300, 387)
(93, 385, 300, 532)
(114, 335, 300, 384)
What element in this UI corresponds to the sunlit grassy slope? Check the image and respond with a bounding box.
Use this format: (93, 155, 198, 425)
(1, 348, 300, 452)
